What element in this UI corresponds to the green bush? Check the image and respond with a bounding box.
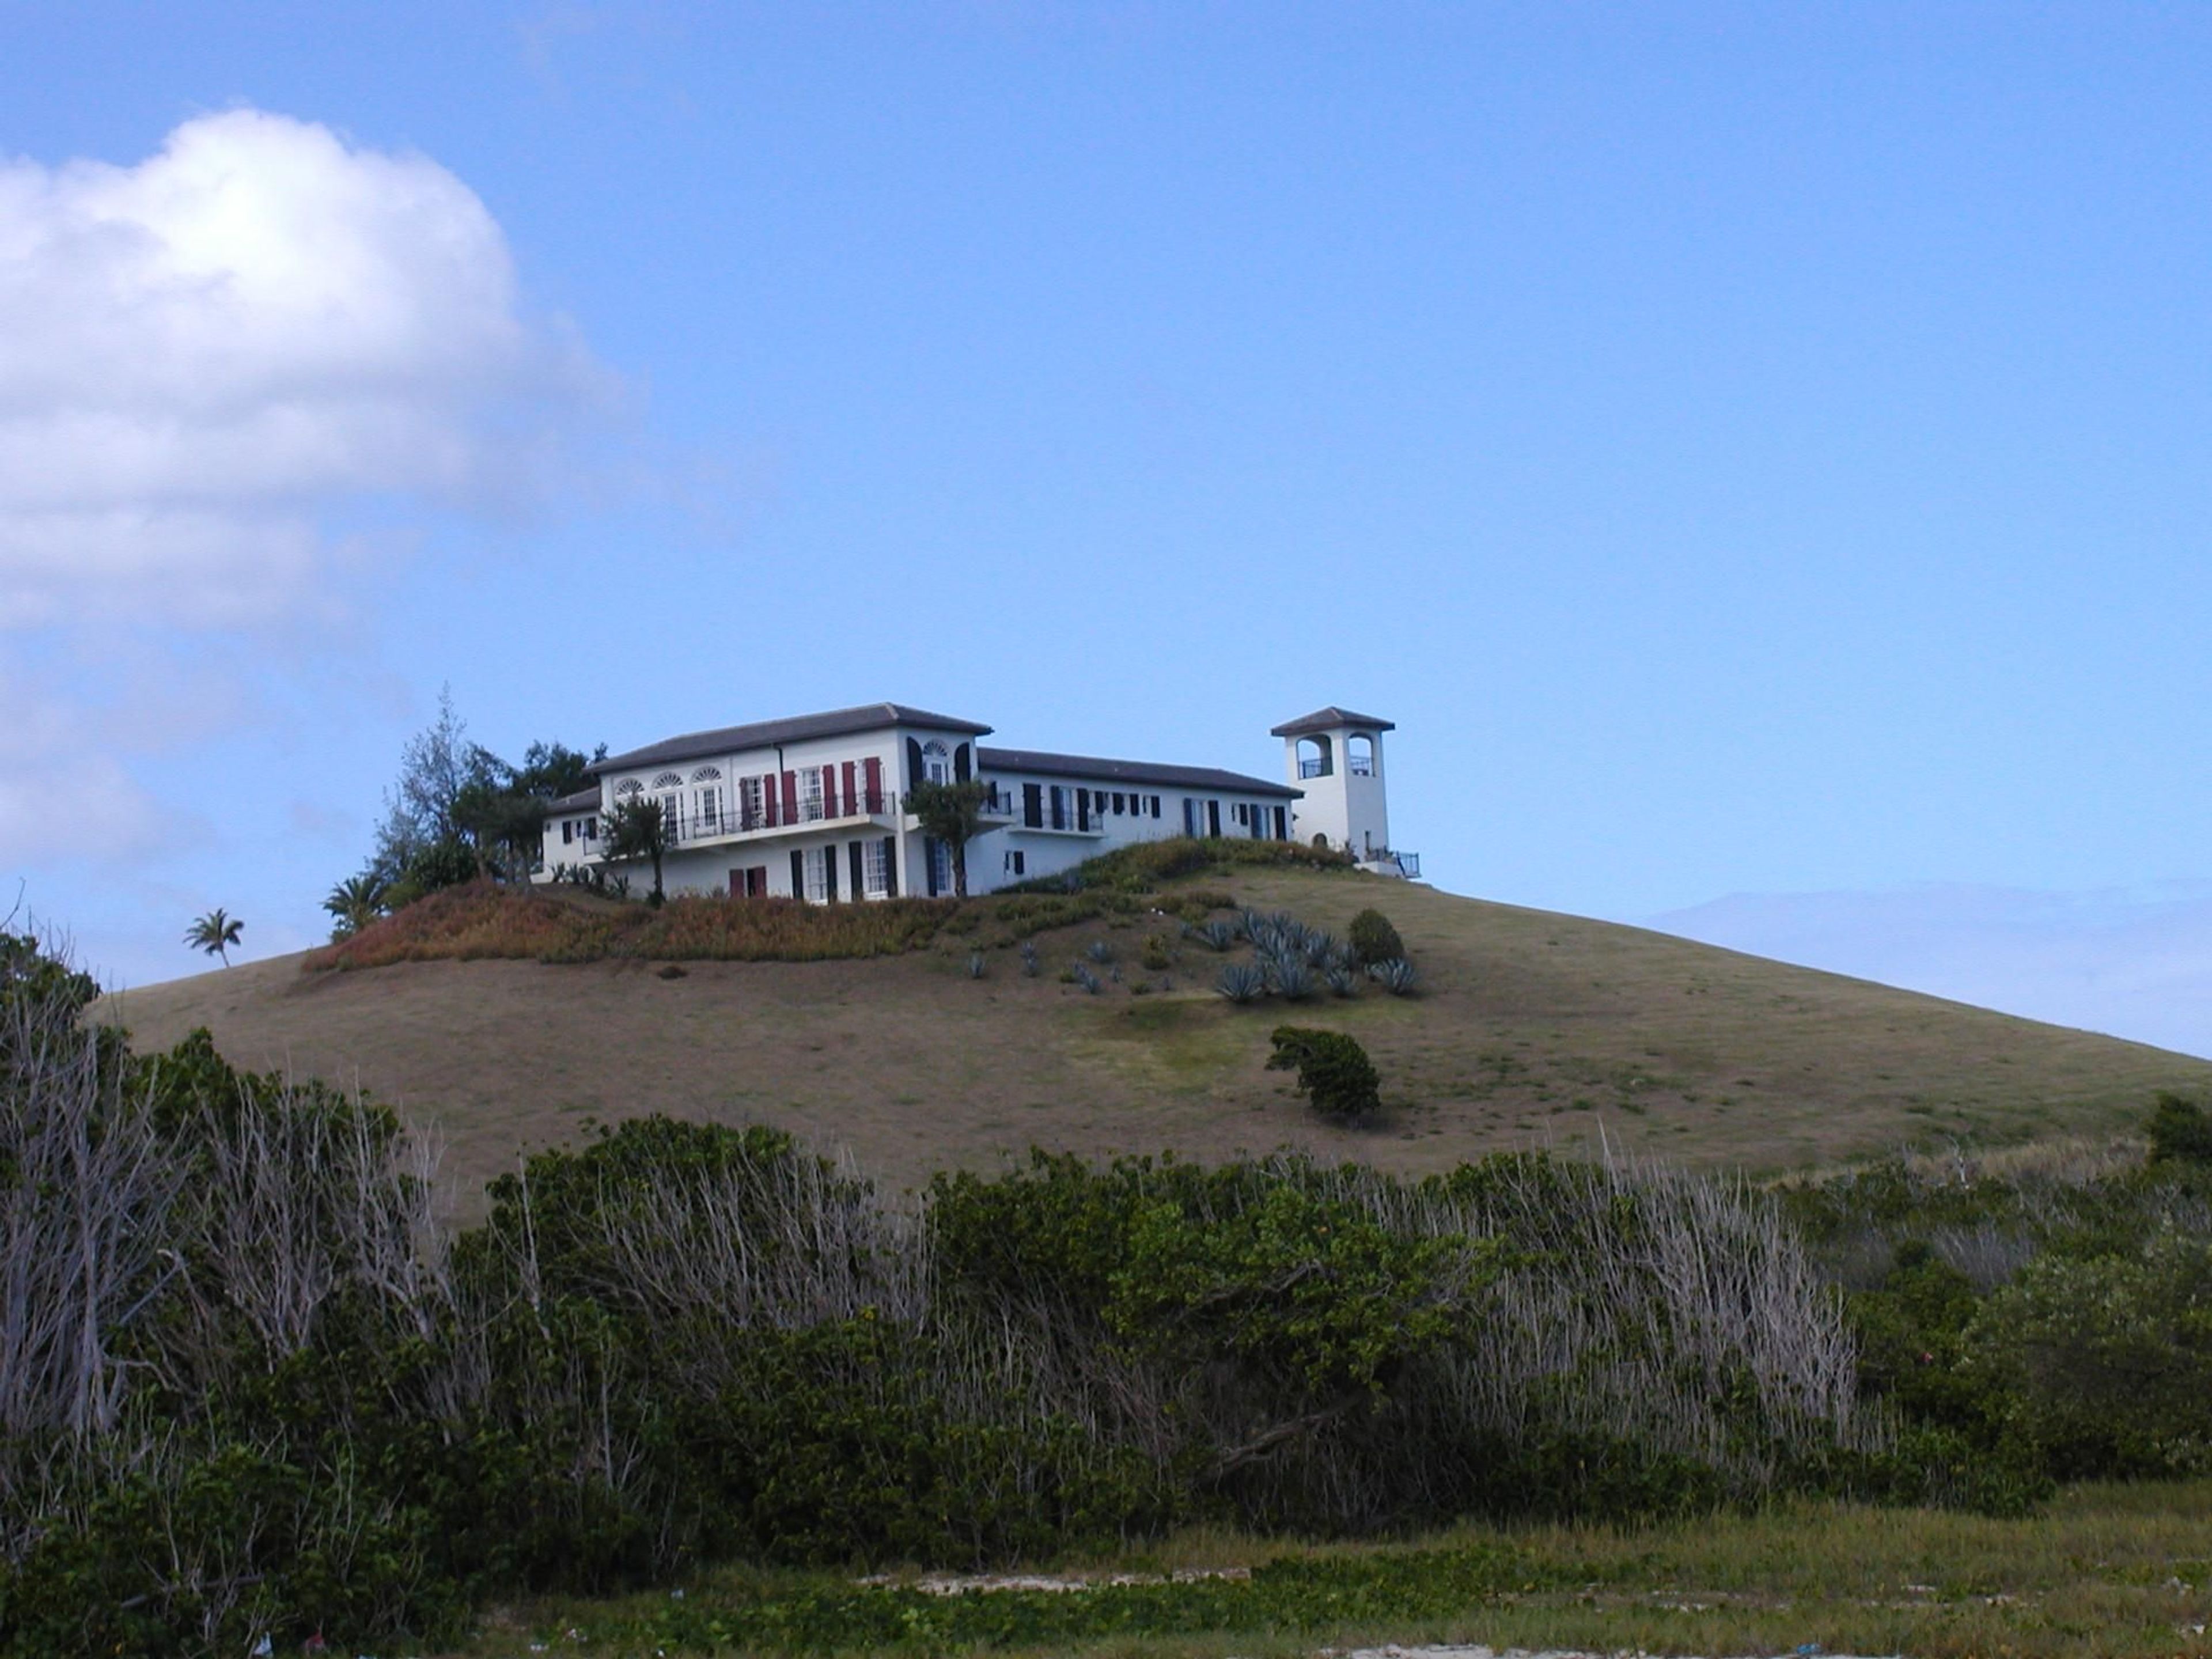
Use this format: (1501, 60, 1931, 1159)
(1347, 908, 1405, 968)
(2148, 1092, 2212, 1165)
(1267, 1025, 1382, 1122)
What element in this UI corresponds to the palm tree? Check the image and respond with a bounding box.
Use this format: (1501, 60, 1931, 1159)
(184, 908, 244, 967)
(602, 797, 667, 905)
(323, 874, 391, 939)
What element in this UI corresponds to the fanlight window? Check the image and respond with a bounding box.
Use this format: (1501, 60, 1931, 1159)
(922, 740, 952, 784)
(613, 779, 643, 798)
(691, 765, 722, 782)
(652, 771, 685, 790)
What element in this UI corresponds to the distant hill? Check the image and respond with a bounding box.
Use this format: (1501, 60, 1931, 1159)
(94, 869, 2212, 1213)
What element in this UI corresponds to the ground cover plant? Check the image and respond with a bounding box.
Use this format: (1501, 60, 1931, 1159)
(32, 911, 2212, 1655)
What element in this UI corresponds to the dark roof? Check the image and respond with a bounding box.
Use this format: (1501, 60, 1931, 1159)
(1270, 706, 1396, 738)
(978, 747, 1300, 799)
(600, 703, 993, 774)
(549, 786, 601, 813)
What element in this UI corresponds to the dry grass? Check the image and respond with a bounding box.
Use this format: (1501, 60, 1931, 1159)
(95, 870, 2212, 1218)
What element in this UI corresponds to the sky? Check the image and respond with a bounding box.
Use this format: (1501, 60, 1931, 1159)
(5, 3, 2212, 1054)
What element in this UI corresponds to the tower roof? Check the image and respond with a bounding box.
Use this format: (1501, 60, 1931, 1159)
(1270, 706, 1396, 738)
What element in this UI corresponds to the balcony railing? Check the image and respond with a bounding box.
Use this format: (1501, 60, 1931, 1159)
(1297, 758, 1332, 779)
(646, 786, 1015, 849)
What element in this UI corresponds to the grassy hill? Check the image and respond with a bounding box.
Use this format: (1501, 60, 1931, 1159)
(95, 863, 2212, 1210)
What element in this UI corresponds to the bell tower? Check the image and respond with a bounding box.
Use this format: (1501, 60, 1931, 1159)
(1271, 706, 1395, 863)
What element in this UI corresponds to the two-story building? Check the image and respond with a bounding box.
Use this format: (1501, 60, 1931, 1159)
(537, 700, 1411, 900)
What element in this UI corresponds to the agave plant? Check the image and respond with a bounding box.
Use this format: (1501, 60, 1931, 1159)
(1085, 939, 1115, 965)
(1302, 929, 1338, 966)
(1369, 957, 1419, 995)
(1072, 963, 1104, 994)
(1020, 940, 1040, 976)
(967, 952, 988, 980)
(1271, 958, 1317, 1001)
(1215, 961, 1266, 1003)
(1324, 965, 1358, 998)
(1197, 919, 1237, 952)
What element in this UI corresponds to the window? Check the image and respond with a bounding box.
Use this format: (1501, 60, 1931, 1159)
(1150, 795, 1162, 817)
(1234, 803, 1248, 827)
(804, 846, 830, 903)
(801, 766, 825, 821)
(696, 785, 720, 830)
(614, 778, 642, 800)
(1347, 734, 1376, 777)
(1183, 798, 1201, 836)
(740, 775, 764, 827)
(1003, 850, 1026, 876)
(863, 839, 891, 898)
(1022, 782, 1043, 828)
(922, 740, 952, 784)
(583, 817, 598, 842)
(561, 820, 574, 844)
(929, 839, 954, 895)
(1050, 786, 1068, 830)
(1112, 792, 1126, 815)
(1093, 790, 1108, 813)
(653, 771, 684, 790)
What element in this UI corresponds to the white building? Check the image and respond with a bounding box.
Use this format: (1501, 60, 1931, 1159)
(537, 700, 1413, 901)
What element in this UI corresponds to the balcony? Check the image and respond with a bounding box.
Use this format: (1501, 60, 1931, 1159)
(659, 789, 900, 850)
(1297, 758, 1332, 779)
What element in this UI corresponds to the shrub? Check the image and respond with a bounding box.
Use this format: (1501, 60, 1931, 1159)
(1268, 957, 1317, 1002)
(966, 951, 987, 980)
(1190, 919, 1237, 952)
(1140, 934, 1173, 972)
(1216, 963, 1266, 1004)
(1349, 908, 1405, 968)
(1085, 939, 1115, 965)
(1267, 1025, 1382, 1122)
(1369, 957, 1419, 995)
(2148, 1093, 2212, 1165)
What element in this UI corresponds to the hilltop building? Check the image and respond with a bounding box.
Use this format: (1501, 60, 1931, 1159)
(537, 702, 1415, 902)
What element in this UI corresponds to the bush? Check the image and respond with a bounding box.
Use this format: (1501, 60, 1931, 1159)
(1267, 1025, 1382, 1122)
(2148, 1093, 2212, 1165)
(1369, 957, 1419, 995)
(1348, 908, 1404, 968)
(1216, 962, 1266, 1003)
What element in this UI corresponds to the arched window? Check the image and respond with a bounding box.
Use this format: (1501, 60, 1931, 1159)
(652, 771, 685, 790)
(922, 740, 952, 784)
(691, 766, 724, 830)
(1346, 734, 1376, 777)
(1297, 736, 1333, 779)
(613, 778, 643, 798)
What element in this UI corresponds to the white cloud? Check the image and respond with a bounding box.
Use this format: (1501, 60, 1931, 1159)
(0, 107, 603, 628)
(0, 109, 608, 872)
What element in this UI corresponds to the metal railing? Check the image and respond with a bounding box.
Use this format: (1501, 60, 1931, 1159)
(1297, 758, 1332, 779)
(646, 786, 1014, 848)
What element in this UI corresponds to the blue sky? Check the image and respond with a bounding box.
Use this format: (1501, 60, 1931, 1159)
(6, 4, 2212, 1052)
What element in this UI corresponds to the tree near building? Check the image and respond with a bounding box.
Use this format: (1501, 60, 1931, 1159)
(904, 779, 993, 898)
(323, 874, 392, 940)
(184, 909, 243, 967)
(602, 797, 668, 906)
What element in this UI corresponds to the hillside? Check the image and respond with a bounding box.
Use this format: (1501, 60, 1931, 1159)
(95, 868, 2212, 1209)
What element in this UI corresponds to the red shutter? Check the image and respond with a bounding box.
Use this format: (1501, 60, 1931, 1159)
(823, 765, 838, 819)
(762, 772, 778, 827)
(782, 771, 799, 823)
(863, 756, 882, 813)
(842, 760, 858, 816)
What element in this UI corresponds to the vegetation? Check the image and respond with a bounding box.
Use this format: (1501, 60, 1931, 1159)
(602, 795, 669, 905)
(481, 1482, 2212, 1659)
(1267, 1025, 1382, 1122)
(1347, 906, 1404, 967)
(181, 907, 241, 966)
(337, 685, 603, 923)
(905, 778, 994, 897)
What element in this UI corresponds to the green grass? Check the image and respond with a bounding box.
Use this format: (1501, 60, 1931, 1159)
(458, 1481, 2212, 1658)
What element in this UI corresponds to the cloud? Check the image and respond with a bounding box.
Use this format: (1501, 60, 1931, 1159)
(0, 109, 608, 872)
(0, 107, 604, 628)
(1649, 881, 2212, 1060)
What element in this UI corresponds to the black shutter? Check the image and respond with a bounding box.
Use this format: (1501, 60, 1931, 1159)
(924, 837, 940, 897)
(790, 849, 805, 897)
(954, 742, 971, 782)
(1207, 800, 1221, 838)
(849, 840, 865, 899)
(1274, 805, 1287, 839)
(1023, 783, 1043, 828)
(824, 843, 838, 902)
(1077, 790, 1089, 832)
(906, 737, 925, 793)
(882, 836, 899, 897)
